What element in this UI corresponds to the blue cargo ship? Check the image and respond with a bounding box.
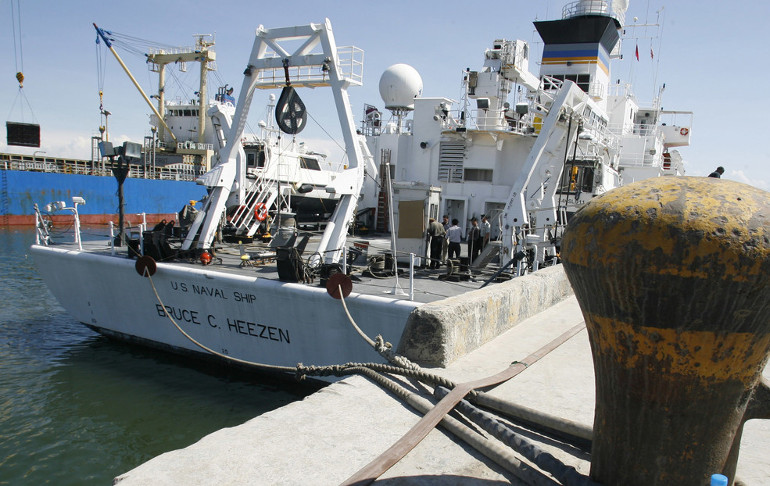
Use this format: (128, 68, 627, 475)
(1, 152, 206, 226)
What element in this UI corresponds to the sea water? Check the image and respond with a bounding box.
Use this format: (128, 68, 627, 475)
(0, 227, 316, 485)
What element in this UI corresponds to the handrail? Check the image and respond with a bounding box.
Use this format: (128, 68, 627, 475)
(0, 152, 202, 181)
(254, 46, 364, 89)
(562, 0, 625, 26)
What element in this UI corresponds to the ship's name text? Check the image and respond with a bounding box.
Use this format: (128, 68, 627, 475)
(227, 318, 290, 343)
(154, 304, 289, 343)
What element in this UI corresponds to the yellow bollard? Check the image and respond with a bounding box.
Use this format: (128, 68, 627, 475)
(561, 177, 770, 485)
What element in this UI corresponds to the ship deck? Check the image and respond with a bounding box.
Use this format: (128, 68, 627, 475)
(64, 230, 515, 305)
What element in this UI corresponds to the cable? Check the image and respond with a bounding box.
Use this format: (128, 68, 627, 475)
(11, 0, 23, 75)
(305, 109, 347, 156)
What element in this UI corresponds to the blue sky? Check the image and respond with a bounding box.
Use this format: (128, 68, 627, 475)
(2, 0, 768, 190)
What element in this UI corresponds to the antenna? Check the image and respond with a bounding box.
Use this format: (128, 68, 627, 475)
(378, 64, 423, 133)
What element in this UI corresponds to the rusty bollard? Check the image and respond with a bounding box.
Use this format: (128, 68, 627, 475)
(560, 177, 770, 485)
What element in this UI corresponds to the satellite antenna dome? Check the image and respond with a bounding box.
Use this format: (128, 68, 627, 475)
(379, 64, 423, 112)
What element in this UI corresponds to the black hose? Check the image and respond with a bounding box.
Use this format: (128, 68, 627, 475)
(436, 386, 599, 486)
(480, 251, 524, 288)
(473, 391, 593, 451)
(345, 368, 560, 486)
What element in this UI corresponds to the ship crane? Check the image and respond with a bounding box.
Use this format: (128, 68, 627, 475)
(93, 24, 178, 144)
(499, 80, 591, 273)
(93, 25, 226, 175)
(145, 34, 217, 146)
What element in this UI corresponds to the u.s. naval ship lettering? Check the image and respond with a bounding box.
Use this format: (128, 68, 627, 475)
(232, 291, 257, 304)
(191, 284, 228, 299)
(169, 281, 188, 292)
(168, 281, 260, 306)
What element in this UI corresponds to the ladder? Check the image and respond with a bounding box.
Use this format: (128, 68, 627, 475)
(228, 177, 280, 237)
(1, 169, 8, 227)
(376, 149, 391, 232)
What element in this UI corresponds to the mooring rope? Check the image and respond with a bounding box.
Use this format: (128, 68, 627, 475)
(342, 323, 586, 485)
(473, 391, 593, 451)
(144, 262, 588, 484)
(336, 284, 420, 371)
(334, 283, 375, 347)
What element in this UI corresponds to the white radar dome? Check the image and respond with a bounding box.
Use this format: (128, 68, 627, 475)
(379, 64, 423, 111)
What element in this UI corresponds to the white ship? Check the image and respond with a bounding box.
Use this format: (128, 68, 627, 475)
(31, 1, 692, 378)
(360, 0, 691, 273)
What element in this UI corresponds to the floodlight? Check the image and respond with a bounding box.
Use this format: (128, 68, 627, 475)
(122, 141, 142, 161)
(98, 141, 116, 157)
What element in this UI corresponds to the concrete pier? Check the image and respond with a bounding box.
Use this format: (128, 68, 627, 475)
(114, 285, 770, 484)
(398, 264, 572, 366)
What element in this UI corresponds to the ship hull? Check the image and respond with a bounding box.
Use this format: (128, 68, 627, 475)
(1, 170, 207, 225)
(30, 245, 418, 377)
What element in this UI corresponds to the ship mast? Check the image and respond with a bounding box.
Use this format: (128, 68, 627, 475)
(146, 35, 216, 145)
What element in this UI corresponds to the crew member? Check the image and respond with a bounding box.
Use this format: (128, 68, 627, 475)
(480, 214, 491, 249)
(446, 219, 462, 260)
(426, 218, 446, 269)
(468, 217, 481, 263)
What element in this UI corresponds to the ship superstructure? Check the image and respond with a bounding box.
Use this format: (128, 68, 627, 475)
(361, 0, 691, 272)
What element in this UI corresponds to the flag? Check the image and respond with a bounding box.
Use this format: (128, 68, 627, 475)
(635, 44, 639, 61)
(650, 46, 654, 59)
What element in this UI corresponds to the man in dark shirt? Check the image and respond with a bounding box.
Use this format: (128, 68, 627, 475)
(468, 217, 481, 263)
(441, 215, 450, 263)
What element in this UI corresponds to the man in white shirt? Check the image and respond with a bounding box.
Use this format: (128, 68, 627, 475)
(446, 218, 462, 260)
(480, 214, 491, 249)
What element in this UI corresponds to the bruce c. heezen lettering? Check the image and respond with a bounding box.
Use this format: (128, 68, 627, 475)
(156, 304, 201, 325)
(227, 318, 290, 343)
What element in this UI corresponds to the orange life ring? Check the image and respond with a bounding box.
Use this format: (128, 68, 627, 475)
(254, 202, 268, 222)
(679, 127, 689, 136)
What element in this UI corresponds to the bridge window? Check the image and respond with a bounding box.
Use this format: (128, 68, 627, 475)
(300, 157, 321, 171)
(543, 74, 591, 93)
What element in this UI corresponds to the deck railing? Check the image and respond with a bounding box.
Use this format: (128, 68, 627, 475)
(0, 152, 202, 181)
